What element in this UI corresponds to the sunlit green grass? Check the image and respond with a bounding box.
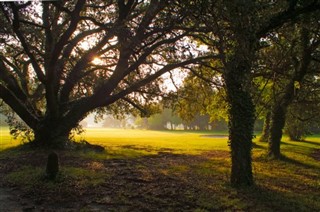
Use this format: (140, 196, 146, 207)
(1, 127, 319, 160)
(77, 128, 229, 155)
(0, 127, 228, 151)
(0, 127, 229, 159)
(0, 126, 21, 150)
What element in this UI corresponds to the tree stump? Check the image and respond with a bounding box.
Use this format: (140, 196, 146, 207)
(46, 152, 59, 180)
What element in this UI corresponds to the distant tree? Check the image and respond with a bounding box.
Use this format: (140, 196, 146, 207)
(267, 17, 320, 158)
(147, 113, 167, 130)
(133, 116, 145, 129)
(102, 116, 122, 128)
(161, 108, 182, 130)
(173, 69, 224, 128)
(137, 107, 181, 130)
(190, 114, 211, 130)
(284, 80, 320, 141)
(252, 13, 320, 156)
(211, 120, 228, 131)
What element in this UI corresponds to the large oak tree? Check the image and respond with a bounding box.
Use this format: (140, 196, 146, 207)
(0, 0, 212, 146)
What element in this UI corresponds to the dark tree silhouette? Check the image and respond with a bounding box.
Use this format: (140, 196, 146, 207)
(0, 1, 212, 147)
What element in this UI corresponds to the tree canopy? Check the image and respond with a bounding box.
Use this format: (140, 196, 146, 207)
(0, 0, 212, 146)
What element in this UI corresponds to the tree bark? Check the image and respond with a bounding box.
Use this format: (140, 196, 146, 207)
(33, 122, 71, 148)
(222, 0, 257, 187)
(259, 112, 271, 142)
(226, 86, 255, 186)
(267, 79, 296, 158)
(225, 55, 255, 187)
(268, 105, 286, 158)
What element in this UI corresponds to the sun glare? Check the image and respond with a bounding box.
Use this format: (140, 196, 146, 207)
(91, 57, 103, 65)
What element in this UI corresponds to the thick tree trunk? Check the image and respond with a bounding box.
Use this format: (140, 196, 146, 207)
(259, 112, 271, 142)
(32, 116, 76, 148)
(221, 1, 259, 187)
(225, 57, 255, 187)
(226, 87, 255, 186)
(33, 126, 70, 148)
(268, 81, 295, 158)
(268, 105, 286, 158)
(31, 99, 93, 148)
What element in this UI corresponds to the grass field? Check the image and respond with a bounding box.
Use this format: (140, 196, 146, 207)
(0, 128, 230, 156)
(0, 127, 319, 211)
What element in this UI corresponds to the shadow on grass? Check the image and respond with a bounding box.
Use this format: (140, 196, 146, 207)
(281, 141, 299, 146)
(1, 144, 319, 211)
(252, 142, 266, 149)
(236, 184, 319, 211)
(300, 140, 320, 147)
(279, 155, 318, 169)
(282, 140, 320, 148)
(0, 143, 35, 157)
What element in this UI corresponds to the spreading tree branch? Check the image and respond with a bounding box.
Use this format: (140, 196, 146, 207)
(0, 84, 38, 129)
(257, 1, 320, 38)
(101, 55, 217, 107)
(6, 3, 45, 82)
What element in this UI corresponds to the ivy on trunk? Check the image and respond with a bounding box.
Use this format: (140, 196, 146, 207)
(225, 54, 256, 187)
(260, 112, 271, 142)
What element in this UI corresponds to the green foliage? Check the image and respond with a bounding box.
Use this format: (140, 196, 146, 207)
(6, 114, 34, 142)
(134, 108, 183, 130)
(206, 89, 228, 122)
(284, 105, 315, 141)
(252, 14, 320, 157)
(173, 68, 228, 130)
(147, 113, 167, 130)
(175, 73, 216, 122)
(283, 74, 320, 141)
